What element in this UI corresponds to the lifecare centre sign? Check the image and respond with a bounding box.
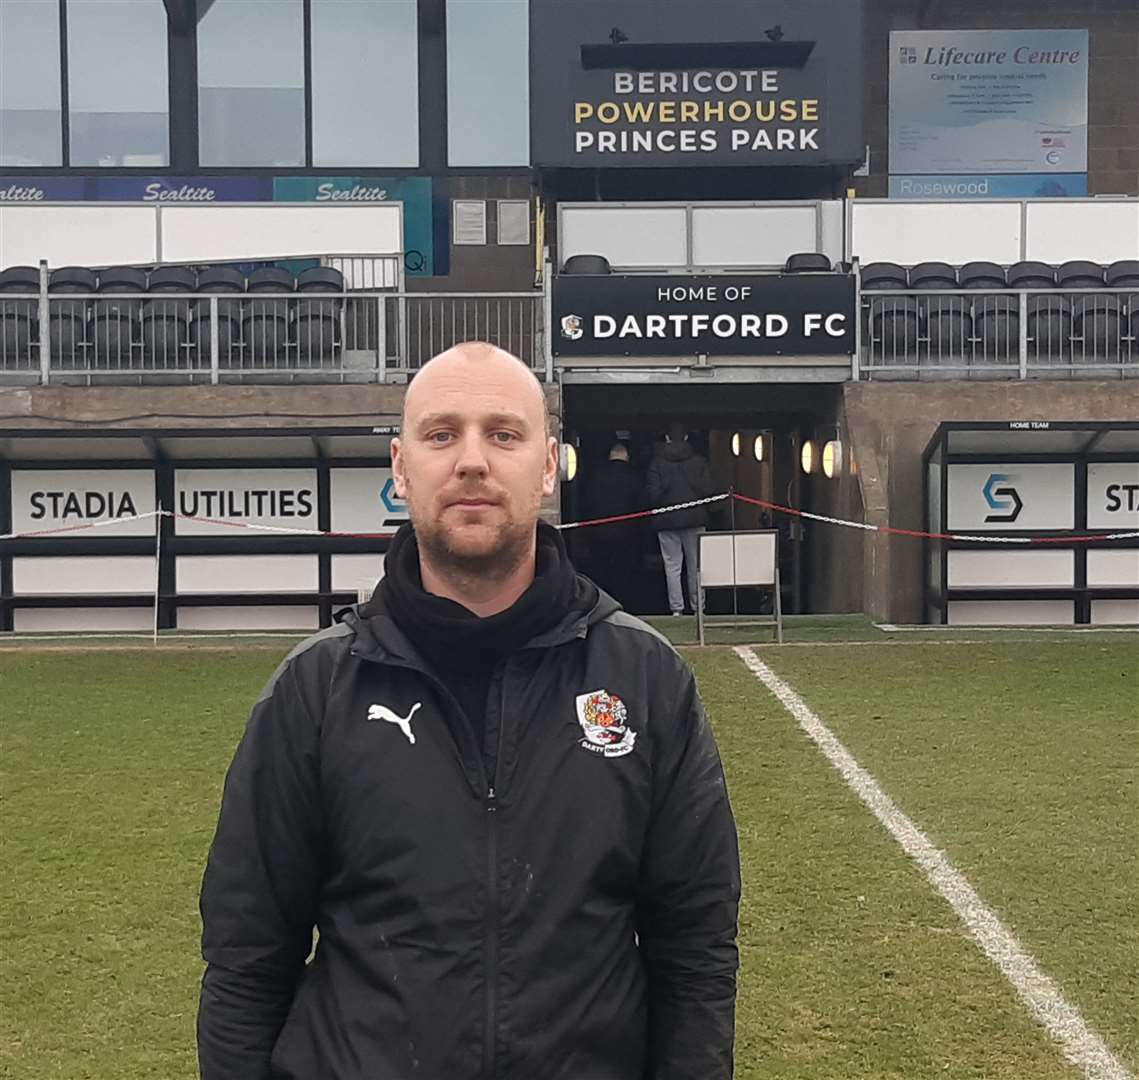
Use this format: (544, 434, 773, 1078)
(530, 0, 864, 168)
(889, 30, 1088, 184)
(552, 275, 855, 357)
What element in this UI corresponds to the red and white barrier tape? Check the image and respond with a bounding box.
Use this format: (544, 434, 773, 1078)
(2, 494, 1137, 545)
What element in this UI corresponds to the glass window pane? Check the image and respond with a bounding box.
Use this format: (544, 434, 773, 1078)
(197, 0, 304, 166)
(67, 0, 169, 166)
(310, 0, 418, 167)
(0, 0, 62, 165)
(446, 0, 528, 166)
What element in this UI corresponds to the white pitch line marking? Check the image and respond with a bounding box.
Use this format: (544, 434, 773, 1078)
(733, 645, 1134, 1080)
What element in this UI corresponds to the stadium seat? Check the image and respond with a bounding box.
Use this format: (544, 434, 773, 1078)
(1026, 295, 1072, 370)
(1106, 261, 1139, 289)
(1007, 261, 1055, 289)
(294, 298, 340, 363)
(860, 262, 908, 290)
(959, 262, 1007, 290)
(973, 296, 1019, 369)
(1127, 295, 1139, 362)
(242, 298, 290, 365)
(246, 267, 296, 293)
(92, 267, 146, 366)
(909, 264, 967, 370)
(868, 296, 922, 373)
(561, 254, 611, 275)
(48, 266, 96, 364)
(784, 253, 832, 273)
(148, 266, 197, 293)
(0, 266, 39, 368)
(1056, 260, 1105, 289)
(297, 267, 345, 293)
(190, 267, 245, 366)
(1072, 295, 1122, 365)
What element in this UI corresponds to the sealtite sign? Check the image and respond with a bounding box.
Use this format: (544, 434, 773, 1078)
(552, 274, 855, 357)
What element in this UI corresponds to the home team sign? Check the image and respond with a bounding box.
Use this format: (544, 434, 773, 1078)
(552, 275, 855, 357)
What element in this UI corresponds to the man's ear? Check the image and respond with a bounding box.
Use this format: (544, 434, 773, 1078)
(542, 436, 558, 497)
(391, 437, 408, 498)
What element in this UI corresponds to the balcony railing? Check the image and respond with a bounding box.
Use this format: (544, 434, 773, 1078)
(859, 288, 1139, 380)
(0, 288, 546, 384)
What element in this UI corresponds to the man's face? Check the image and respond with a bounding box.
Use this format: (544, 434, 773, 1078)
(391, 351, 558, 576)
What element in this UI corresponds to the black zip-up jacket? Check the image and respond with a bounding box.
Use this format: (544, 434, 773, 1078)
(197, 588, 740, 1080)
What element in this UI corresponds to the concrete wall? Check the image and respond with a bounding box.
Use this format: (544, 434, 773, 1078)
(843, 379, 1139, 623)
(857, 0, 1139, 197)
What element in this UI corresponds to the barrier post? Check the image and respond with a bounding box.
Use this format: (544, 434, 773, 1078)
(153, 507, 163, 646)
(377, 295, 387, 383)
(38, 260, 51, 385)
(209, 296, 220, 385)
(1018, 291, 1028, 379)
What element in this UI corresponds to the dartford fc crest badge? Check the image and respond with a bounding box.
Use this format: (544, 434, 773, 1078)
(575, 689, 636, 758)
(560, 313, 584, 341)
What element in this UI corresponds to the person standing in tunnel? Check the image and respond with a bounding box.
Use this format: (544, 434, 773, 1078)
(647, 423, 715, 616)
(584, 441, 644, 608)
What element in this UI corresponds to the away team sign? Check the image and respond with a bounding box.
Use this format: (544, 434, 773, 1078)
(552, 274, 855, 357)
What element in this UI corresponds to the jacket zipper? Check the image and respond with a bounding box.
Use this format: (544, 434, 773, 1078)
(483, 783, 498, 1079)
(483, 666, 508, 1080)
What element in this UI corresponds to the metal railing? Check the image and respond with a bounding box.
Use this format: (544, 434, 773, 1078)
(0, 288, 546, 384)
(860, 288, 1139, 379)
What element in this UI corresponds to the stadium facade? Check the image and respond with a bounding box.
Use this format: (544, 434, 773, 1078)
(1, 0, 1137, 632)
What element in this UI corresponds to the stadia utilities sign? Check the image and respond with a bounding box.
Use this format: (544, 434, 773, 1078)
(552, 274, 854, 357)
(9, 469, 156, 537)
(530, 0, 864, 167)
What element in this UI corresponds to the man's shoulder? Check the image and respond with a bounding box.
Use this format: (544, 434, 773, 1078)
(254, 621, 355, 706)
(591, 610, 692, 680)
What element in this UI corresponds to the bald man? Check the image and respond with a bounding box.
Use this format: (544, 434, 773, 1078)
(198, 342, 740, 1080)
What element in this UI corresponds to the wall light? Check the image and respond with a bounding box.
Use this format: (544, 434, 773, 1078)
(731, 432, 741, 457)
(753, 434, 765, 462)
(822, 439, 843, 479)
(800, 439, 816, 475)
(560, 443, 578, 482)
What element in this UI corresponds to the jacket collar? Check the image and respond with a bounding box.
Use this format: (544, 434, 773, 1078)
(339, 577, 621, 668)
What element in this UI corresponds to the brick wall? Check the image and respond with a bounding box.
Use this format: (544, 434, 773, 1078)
(856, 0, 1139, 197)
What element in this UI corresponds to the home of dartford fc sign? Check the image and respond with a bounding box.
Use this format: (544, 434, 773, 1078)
(530, 0, 864, 168)
(552, 275, 855, 357)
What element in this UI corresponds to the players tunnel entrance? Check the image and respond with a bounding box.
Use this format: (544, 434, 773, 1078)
(559, 381, 861, 616)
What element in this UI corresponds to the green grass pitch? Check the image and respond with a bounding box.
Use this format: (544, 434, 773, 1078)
(1, 637, 1135, 1078)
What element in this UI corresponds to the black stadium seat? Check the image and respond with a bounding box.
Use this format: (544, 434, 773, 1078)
(92, 266, 146, 366)
(190, 266, 245, 366)
(959, 262, 1006, 290)
(141, 268, 195, 368)
(1107, 261, 1139, 289)
(909, 263, 967, 366)
(1073, 295, 1122, 364)
(1056, 260, 1105, 289)
(561, 254, 611, 275)
(1027, 295, 1072, 367)
(860, 262, 907, 290)
(246, 267, 295, 292)
(0, 266, 39, 367)
(297, 266, 344, 293)
(784, 253, 831, 273)
(1007, 261, 1055, 289)
(48, 266, 96, 364)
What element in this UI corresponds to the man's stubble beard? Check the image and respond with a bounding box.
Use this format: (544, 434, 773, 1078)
(411, 496, 539, 586)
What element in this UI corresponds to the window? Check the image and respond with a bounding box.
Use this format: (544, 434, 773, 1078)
(446, 0, 529, 166)
(0, 0, 62, 166)
(197, 0, 305, 166)
(453, 200, 487, 245)
(497, 200, 530, 245)
(311, 0, 418, 167)
(67, 0, 169, 166)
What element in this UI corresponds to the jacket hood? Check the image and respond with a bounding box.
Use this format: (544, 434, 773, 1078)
(660, 439, 695, 463)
